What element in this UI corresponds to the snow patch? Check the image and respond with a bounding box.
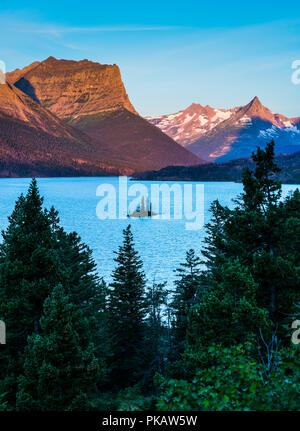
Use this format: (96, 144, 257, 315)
(284, 125, 300, 134)
(211, 110, 232, 122)
(182, 113, 196, 124)
(258, 126, 279, 139)
(197, 115, 208, 126)
(239, 116, 252, 124)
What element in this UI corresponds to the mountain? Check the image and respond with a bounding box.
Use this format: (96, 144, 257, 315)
(146, 97, 300, 162)
(10, 57, 137, 118)
(146, 103, 234, 147)
(133, 149, 300, 184)
(0, 82, 137, 177)
(8, 57, 202, 172)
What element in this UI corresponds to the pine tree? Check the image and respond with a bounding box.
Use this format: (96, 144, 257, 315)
(201, 200, 230, 271)
(145, 280, 169, 384)
(185, 259, 271, 372)
(107, 225, 148, 388)
(170, 249, 202, 358)
(48, 206, 107, 348)
(16, 285, 99, 411)
(179, 142, 300, 379)
(48, 201, 111, 391)
(91, 278, 111, 387)
(230, 143, 300, 326)
(0, 179, 106, 408)
(0, 179, 63, 406)
(240, 141, 281, 211)
(198, 142, 300, 331)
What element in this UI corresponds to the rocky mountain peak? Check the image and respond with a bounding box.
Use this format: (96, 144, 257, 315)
(12, 57, 138, 122)
(250, 95, 261, 106)
(242, 96, 273, 120)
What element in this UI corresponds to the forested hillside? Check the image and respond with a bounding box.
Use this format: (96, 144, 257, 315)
(134, 143, 300, 184)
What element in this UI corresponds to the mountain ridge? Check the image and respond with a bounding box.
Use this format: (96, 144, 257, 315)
(146, 97, 300, 162)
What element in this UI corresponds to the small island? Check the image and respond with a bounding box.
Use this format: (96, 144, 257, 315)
(128, 196, 158, 218)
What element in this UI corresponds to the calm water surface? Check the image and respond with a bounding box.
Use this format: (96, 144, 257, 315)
(0, 178, 298, 286)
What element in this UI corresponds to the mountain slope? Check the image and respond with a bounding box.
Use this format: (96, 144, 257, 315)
(147, 97, 300, 162)
(0, 82, 138, 177)
(10, 57, 202, 171)
(0, 81, 84, 139)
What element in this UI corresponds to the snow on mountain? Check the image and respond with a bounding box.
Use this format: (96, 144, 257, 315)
(146, 103, 235, 147)
(146, 98, 300, 162)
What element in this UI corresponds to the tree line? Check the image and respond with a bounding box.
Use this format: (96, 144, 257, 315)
(0, 141, 300, 411)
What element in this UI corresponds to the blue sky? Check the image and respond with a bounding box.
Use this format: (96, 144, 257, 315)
(1, 1, 300, 116)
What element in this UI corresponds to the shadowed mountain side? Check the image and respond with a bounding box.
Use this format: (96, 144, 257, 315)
(6, 61, 41, 85)
(187, 116, 300, 162)
(0, 82, 85, 140)
(71, 108, 205, 170)
(0, 115, 135, 177)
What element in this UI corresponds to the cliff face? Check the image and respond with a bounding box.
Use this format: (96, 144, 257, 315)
(13, 57, 137, 122)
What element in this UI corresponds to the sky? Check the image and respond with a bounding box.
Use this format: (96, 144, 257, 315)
(1, 1, 300, 117)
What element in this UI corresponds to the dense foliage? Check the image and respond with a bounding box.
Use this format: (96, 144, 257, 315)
(157, 142, 300, 410)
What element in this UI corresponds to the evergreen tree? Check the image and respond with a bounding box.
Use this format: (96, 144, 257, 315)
(145, 280, 169, 385)
(185, 259, 271, 372)
(157, 143, 300, 409)
(107, 225, 148, 388)
(16, 285, 99, 411)
(170, 249, 202, 358)
(198, 142, 300, 332)
(0, 179, 106, 408)
(91, 278, 111, 388)
(201, 200, 230, 272)
(48, 206, 108, 353)
(0, 179, 63, 406)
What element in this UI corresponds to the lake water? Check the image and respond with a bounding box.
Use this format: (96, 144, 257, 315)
(0, 177, 299, 287)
